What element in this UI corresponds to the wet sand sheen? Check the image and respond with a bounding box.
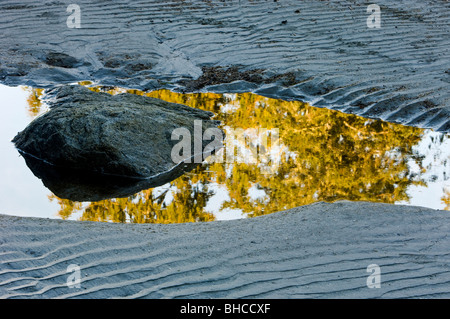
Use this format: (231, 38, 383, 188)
(0, 0, 449, 131)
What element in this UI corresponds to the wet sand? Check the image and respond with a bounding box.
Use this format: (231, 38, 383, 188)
(0, 0, 449, 131)
(1, 201, 449, 299)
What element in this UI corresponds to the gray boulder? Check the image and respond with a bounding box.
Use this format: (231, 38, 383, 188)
(12, 85, 224, 201)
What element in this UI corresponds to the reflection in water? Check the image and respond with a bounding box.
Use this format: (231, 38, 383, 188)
(20, 150, 201, 202)
(27, 85, 449, 223)
(443, 188, 450, 211)
(49, 165, 215, 223)
(23, 87, 46, 118)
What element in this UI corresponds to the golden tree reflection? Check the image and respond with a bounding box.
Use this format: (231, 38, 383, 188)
(442, 188, 450, 211)
(49, 195, 83, 220)
(26, 85, 442, 223)
(49, 165, 216, 223)
(144, 90, 426, 218)
(23, 87, 45, 118)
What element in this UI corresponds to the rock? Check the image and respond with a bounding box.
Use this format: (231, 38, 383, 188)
(44, 52, 82, 69)
(12, 85, 224, 201)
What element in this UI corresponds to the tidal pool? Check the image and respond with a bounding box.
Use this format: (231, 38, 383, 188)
(0, 83, 449, 223)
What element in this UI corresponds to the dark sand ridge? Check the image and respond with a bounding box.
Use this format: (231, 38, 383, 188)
(0, 0, 449, 131)
(1, 201, 449, 299)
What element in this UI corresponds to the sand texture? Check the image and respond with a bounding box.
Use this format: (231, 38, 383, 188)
(0, 0, 449, 131)
(1, 201, 449, 299)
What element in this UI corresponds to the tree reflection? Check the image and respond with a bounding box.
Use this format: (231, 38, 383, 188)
(48, 165, 216, 223)
(26, 85, 444, 223)
(23, 87, 45, 118)
(443, 188, 450, 211)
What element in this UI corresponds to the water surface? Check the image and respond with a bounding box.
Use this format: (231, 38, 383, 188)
(0, 84, 448, 223)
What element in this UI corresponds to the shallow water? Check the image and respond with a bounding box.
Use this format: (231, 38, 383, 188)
(0, 84, 449, 223)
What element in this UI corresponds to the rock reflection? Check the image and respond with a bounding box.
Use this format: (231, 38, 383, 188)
(48, 164, 216, 223)
(20, 150, 200, 202)
(27, 87, 449, 223)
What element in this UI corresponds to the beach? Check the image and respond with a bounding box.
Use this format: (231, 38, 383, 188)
(1, 201, 449, 299)
(0, 0, 449, 131)
(0, 0, 449, 300)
